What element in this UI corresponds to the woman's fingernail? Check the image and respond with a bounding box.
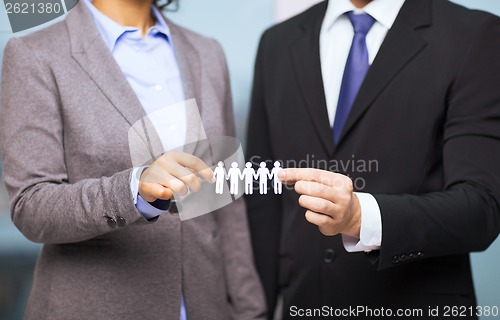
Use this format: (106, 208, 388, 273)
(278, 170, 286, 179)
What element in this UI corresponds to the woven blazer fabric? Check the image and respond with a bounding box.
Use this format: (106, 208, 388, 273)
(0, 2, 266, 320)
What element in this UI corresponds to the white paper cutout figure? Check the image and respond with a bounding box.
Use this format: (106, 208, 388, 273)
(214, 160, 286, 196)
(213, 161, 227, 194)
(241, 162, 257, 195)
(227, 162, 243, 195)
(256, 162, 272, 195)
(270, 161, 283, 194)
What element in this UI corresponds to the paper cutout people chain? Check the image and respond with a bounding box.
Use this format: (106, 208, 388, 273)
(213, 161, 283, 195)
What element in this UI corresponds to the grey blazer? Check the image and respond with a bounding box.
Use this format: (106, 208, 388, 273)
(0, 2, 266, 319)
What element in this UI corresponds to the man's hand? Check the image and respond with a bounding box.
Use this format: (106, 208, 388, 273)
(139, 151, 215, 202)
(278, 168, 361, 238)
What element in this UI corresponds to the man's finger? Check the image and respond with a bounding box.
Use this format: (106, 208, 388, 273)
(304, 210, 334, 228)
(278, 168, 332, 184)
(279, 168, 348, 189)
(304, 210, 338, 236)
(294, 181, 337, 201)
(298, 195, 336, 216)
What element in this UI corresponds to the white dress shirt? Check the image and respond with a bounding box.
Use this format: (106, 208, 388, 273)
(319, 0, 406, 252)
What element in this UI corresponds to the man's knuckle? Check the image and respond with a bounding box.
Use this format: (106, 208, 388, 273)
(319, 218, 330, 228)
(319, 201, 329, 213)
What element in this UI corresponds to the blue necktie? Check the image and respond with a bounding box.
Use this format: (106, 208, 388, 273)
(333, 12, 376, 145)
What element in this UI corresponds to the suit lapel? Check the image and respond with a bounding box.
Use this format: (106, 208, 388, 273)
(337, 0, 432, 145)
(169, 23, 201, 106)
(65, 2, 146, 128)
(168, 22, 205, 155)
(290, 2, 334, 156)
(65, 3, 206, 158)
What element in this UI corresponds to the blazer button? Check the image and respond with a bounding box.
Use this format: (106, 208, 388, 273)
(323, 249, 335, 263)
(116, 216, 126, 228)
(106, 217, 117, 229)
(392, 256, 400, 264)
(417, 251, 424, 258)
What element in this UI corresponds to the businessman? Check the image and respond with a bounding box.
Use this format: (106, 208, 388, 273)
(246, 0, 500, 318)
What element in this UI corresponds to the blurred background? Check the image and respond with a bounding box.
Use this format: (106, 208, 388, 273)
(1, 0, 499, 319)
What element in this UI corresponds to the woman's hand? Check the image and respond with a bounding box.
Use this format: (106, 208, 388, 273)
(139, 151, 215, 202)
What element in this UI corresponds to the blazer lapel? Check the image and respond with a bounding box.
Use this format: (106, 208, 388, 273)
(337, 0, 432, 145)
(169, 23, 201, 105)
(166, 21, 205, 155)
(290, 2, 334, 156)
(65, 2, 146, 128)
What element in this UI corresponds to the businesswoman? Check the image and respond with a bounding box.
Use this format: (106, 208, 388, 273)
(0, 0, 265, 319)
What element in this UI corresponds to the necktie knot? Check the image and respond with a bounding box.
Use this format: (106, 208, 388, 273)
(347, 12, 375, 36)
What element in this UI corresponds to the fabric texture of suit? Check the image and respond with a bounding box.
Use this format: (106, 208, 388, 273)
(246, 0, 500, 318)
(0, 2, 265, 319)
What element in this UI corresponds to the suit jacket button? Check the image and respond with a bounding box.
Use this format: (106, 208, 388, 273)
(323, 249, 335, 263)
(116, 216, 126, 228)
(417, 251, 424, 258)
(392, 256, 400, 264)
(106, 217, 117, 229)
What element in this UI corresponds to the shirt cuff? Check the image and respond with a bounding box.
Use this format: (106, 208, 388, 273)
(130, 166, 170, 220)
(130, 167, 145, 205)
(342, 192, 382, 253)
(136, 194, 170, 220)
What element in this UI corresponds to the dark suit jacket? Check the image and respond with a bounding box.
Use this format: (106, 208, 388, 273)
(246, 0, 500, 318)
(0, 2, 265, 319)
